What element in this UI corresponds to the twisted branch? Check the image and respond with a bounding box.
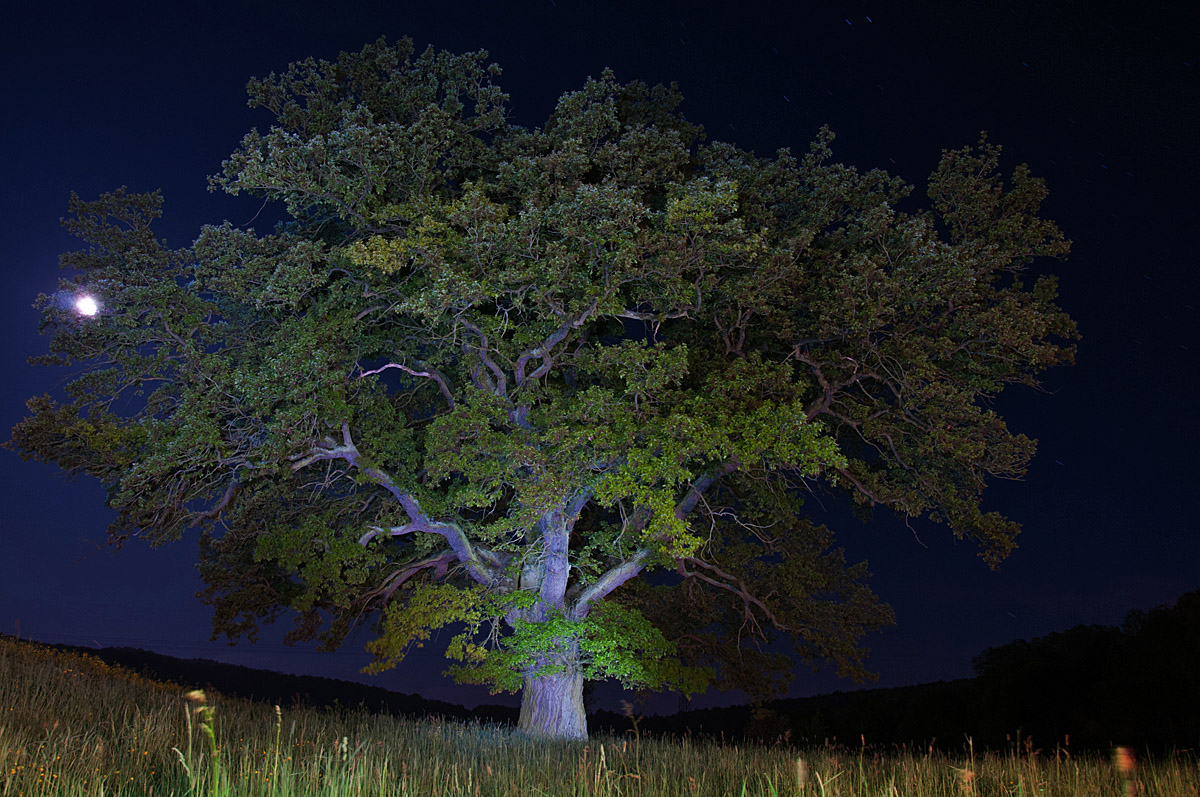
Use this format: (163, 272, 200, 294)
(290, 423, 501, 586)
(570, 460, 739, 619)
(358, 361, 455, 408)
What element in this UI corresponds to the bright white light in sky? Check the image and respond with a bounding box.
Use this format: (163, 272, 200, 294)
(76, 295, 99, 316)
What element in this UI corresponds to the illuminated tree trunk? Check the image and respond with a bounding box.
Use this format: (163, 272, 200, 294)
(514, 511, 588, 739)
(517, 661, 587, 740)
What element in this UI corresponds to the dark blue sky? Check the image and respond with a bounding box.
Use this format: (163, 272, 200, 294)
(2, 1, 1196, 714)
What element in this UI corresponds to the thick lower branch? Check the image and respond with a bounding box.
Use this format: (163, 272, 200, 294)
(360, 523, 507, 571)
(569, 548, 651, 621)
(570, 462, 738, 619)
(675, 460, 739, 518)
(291, 423, 500, 586)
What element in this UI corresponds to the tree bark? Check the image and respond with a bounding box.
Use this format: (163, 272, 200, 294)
(517, 662, 587, 740)
(515, 509, 589, 739)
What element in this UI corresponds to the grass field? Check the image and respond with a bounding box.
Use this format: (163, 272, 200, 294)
(2, 635, 1196, 796)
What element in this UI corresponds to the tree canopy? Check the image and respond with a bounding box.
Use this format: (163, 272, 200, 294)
(11, 37, 1075, 739)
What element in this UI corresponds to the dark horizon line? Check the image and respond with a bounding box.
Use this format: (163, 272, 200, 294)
(3, 629, 974, 715)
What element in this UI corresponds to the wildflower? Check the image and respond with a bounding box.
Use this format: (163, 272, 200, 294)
(1113, 747, 1135, 775)
(1113, 746, 1138, 797)
(953, 765, 976, 795)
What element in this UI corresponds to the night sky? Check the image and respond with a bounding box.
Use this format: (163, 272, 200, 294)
(2, 1, 1196, 714)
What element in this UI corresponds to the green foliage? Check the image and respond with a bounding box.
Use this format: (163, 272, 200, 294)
(10, 395, 145, 478)
(442, 597, 710, 696)
(364, 582, 495, 673)
(254, 515, 386, 614)
(11, 37, 1076, 732)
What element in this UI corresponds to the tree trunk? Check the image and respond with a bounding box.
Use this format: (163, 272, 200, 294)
(516, 513, 588, 739)
(517, 666, 587, 740)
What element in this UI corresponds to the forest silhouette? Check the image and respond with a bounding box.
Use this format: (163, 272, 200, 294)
(626, 589, 1199, 751)
(14, 590, 1196, 752)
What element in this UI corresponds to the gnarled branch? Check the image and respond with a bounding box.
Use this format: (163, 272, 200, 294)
(515, 298, 599, 386)
(570, 461, 739, 619)
(457, 317, 508, 396)
(358, 522, 421, 546)
(372, 551, 457, 603)
(191, 472, 240, 522)
(291, 423, 501, 586)
(358, 361, 455, 408)
(675, 556, 796, 638)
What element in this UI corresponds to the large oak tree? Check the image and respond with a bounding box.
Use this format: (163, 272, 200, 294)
(11, 38, 1075, 739)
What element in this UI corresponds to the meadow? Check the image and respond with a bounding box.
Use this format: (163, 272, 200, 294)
(2, 635, 1196, 796)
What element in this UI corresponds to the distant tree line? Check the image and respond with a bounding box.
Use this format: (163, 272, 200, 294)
(968, 588, 1199, 751)
(595, 589, 1200, 753)
(18, 589, 1195, 752)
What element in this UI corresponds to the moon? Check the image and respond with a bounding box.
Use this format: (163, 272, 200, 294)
(75, 295, 99, 316)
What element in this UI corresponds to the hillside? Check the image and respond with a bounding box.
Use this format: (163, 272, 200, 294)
(0, 634, 517, 725)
